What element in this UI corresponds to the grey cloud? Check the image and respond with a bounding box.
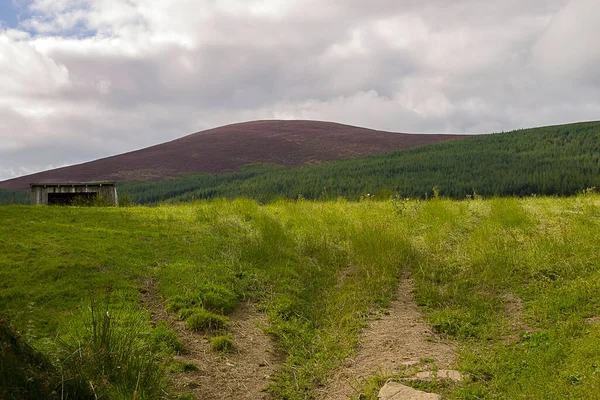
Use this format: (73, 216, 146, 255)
(1, 0, 599, 181)
(532, 0, 600, 87)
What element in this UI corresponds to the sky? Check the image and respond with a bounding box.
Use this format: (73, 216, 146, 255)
(0, 0, 599, 181)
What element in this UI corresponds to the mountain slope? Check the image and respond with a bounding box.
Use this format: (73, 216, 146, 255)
(115, 120, 600, 203)
(0, 120, 467, 191)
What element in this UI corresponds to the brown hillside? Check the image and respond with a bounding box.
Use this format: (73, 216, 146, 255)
(0, 120, 469, 191)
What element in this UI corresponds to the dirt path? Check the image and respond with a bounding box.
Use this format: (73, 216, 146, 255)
(140, 278, 282, 399)
(319, 274, 457, 399)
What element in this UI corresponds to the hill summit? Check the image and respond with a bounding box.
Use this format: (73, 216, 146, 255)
(0, 120, 468, 191)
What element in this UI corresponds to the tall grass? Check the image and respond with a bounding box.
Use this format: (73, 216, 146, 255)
(404, 195, 600, 399)
(1, 296, 163, 399)
(55, 296, 164, 399)
(2, 195, 600, 398)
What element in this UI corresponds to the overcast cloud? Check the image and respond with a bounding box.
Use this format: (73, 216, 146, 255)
(0, 0, 599, 181)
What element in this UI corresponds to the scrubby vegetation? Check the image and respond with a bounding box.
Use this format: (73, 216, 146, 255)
(1, 193, 600, 398)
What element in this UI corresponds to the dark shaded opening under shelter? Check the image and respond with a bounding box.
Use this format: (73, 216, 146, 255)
(47, 192, 98, 206)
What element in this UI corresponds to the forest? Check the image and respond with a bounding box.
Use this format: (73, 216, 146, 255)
(119, 121, 600, 204)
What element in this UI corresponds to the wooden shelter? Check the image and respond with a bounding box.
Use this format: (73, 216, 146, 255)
(30, 182, 118, 206)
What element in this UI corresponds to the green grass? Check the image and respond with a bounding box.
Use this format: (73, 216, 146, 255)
(167, 361, 198, 373)
(1, 296, 164, 399)
(185, 309, 228, 332)
(0, 320, 66, 399)
(150, 321, 183, 354)
(405, 194, 600, 399)
(210, 335, 235, 353)
(55, 296, 165, 399)
(2, 194, 600, 398)
(0, 199, 409, 398)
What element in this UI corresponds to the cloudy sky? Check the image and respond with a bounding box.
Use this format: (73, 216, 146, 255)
(0, 0, 599, 181)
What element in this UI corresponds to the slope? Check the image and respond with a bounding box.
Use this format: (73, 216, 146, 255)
(116, 120, 600, 203)
(0, 120, 466, 191)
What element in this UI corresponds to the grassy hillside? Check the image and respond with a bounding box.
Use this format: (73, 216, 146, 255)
(0, 199, 409, 399)
(115, 121, 600, 203)
(2, 195, 600, 398)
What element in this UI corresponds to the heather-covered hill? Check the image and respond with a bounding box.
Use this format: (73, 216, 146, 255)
(0, 120, 466, 191)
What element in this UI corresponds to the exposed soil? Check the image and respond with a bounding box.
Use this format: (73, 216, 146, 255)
(502, 292, 532, 342)
(140, 278, 283, 400)
(319, 274, 457, 400)
(0, 120, 469, 191)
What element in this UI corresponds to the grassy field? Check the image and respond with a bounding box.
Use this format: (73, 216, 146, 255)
(1, 194, 600, 398)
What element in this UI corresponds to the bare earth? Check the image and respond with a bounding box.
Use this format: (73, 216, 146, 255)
(141, 272, 457, 399)
(140, 279, 282, 400)
(319, 274, 457, 400)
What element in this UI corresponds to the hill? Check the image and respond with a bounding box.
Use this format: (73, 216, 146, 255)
(0, 120, 466, 191)
(116, 121, 600, 203)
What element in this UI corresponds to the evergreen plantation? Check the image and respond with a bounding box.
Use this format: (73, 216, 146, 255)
(1, 120, 599, 205)
(0, 189, 28, 205)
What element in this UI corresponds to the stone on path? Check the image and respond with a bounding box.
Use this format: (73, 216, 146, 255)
(411, 369, 464, 382)
(378, 381, 441, 400)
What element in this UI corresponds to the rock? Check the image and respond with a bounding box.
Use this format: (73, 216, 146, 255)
(412, 369, 464, 382)
(400, 360, 420, 367)
(378, 381, 441, 400)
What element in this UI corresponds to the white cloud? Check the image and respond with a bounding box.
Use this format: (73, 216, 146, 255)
(0, 0, 599, 181)
(0, 29, 70, 98)
(532, 0, 600, 86)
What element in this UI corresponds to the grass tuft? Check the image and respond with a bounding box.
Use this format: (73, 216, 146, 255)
(167, 361, 198, 373)
(150, 321, 183, 355)
(185, 309, 228, 332)
(55, 296, 165, 399)
(210, 335, 235, 353)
